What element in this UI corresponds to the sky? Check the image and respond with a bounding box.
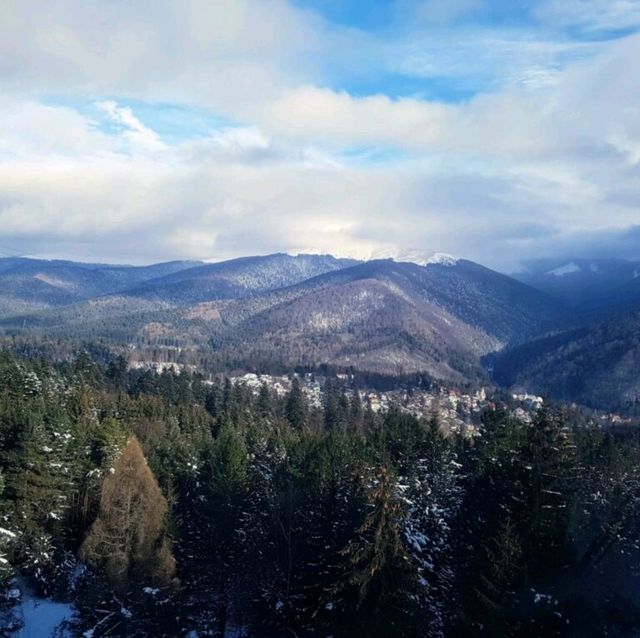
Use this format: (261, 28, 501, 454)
(0, 0, 639, 271)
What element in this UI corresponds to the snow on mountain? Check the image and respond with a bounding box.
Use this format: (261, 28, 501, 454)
(423, 252, 459, 267)
(370, 249, 459, 267)
(546, 262, 581, 276)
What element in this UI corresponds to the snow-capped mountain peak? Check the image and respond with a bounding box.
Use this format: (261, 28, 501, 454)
(371, 249, 460, 267)
(423, 252, 459, 267)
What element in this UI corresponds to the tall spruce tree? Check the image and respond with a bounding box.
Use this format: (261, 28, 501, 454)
(285, 377, 307, 429)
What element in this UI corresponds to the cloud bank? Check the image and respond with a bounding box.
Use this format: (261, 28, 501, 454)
(0, 0, 638, 270)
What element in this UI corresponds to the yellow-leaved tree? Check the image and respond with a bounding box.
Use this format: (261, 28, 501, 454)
(80, 436, 175, 588)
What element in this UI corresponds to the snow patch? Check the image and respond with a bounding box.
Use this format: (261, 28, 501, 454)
(12, 590, 73, 637)
(32, 274, 76, 291)
(546, 262, 581, 276)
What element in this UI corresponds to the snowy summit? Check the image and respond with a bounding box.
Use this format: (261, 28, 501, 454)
(423, 253, 460, 267)
(372, 249, 460, 267)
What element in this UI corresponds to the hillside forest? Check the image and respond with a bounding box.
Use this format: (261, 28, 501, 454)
(0, 349, 638, 637)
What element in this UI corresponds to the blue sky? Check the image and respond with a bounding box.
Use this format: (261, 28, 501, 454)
(0, 0, 639, 269)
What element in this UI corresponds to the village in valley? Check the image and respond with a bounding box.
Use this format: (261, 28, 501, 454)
(227, 371, 549, 435)
(128, 357, 637, 432)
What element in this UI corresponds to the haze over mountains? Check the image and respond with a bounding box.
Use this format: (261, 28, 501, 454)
(1, 252, 639, 413)
(0, 257, 201, 316)
(513, 258, 640, 315)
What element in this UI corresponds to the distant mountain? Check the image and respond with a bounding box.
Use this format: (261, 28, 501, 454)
(0, 258, 201, 316)
(4, 251, 640, 413)
(121, 253, 360, 304)
(0, 254, 568, 383)
(493, 309, 640, 415)
(300, 258, 567, 340)
(196, 258, 568, 379)
(211, 260, 496, 380)
(513, 258, 640, 312)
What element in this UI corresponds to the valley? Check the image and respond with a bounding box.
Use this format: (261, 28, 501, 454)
(1, 253, 639, 415)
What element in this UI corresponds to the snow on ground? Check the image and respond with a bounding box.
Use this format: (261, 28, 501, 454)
(11, 586, 73, 637)
(369, 248, 459, 267)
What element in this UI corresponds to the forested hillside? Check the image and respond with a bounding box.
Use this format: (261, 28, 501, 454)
(493, 310, 640, 415)
(0, 255, 568, 384)
(513, 258, 640, 312)
(0, 350, 638, 637)
(0, 258, 201, 317)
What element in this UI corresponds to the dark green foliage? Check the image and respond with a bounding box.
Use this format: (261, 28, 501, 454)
(340, 465, 416, 620)
(285, 376, 307, 429)
(0, 348, 638, 637)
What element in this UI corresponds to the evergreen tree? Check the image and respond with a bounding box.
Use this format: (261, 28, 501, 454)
(191, 425, 250, 635)
(285, 377, 307, 429)
(340, 464, 421, 635)
(257, 382, 273, 421)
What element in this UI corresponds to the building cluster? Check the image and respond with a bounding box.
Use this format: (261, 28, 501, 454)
(229, 373, 547, 434)
(126, 363, 637, 430)
(600, 412, 635, 426)
(128, 360, 197, 374)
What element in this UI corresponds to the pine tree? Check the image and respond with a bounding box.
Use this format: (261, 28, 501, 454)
(0, 472, 17, 588)
(341, 465, 416, 627)
(4, 417, 62, 535)
(257, 382, 273, 421)
(471, 517, 524, 636)
(400, 423, 462, 636)
(349, 391, 364, 433)
(522, 409, 579, 576)
(193, 425, 250, 635)
(285, 377, 307, 429)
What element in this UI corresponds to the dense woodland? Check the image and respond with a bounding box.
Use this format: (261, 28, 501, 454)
(0, 349, 639, 637)
(493, 309, 640, 415)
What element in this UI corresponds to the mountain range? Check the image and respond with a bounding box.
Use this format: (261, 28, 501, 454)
(1, 253, 639, 413)
(513, 257, 640, 315)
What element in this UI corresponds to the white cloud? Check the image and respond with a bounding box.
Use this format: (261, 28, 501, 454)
(0, 0, 342, 114)
(253, 33, 640, 166)
(533, 0, 640, 32)
(95, 100, 165, 152)
(0, 99, 116, 160)
(0, 0, 639, 270)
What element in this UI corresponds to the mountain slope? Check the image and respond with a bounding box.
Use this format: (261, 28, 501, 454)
(0, 258, 201, 316)
(513, 258, 640, 311)
(120, 253, 360, 304)
(271, 258, 567, 345)
(0, 254, 568, 383)
(197, 258, 567, 379)
(493, 309, 640, 414)
(218, 272, 494, 380)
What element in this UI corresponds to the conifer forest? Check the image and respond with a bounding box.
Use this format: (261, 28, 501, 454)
(0, 348, 638, 637)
